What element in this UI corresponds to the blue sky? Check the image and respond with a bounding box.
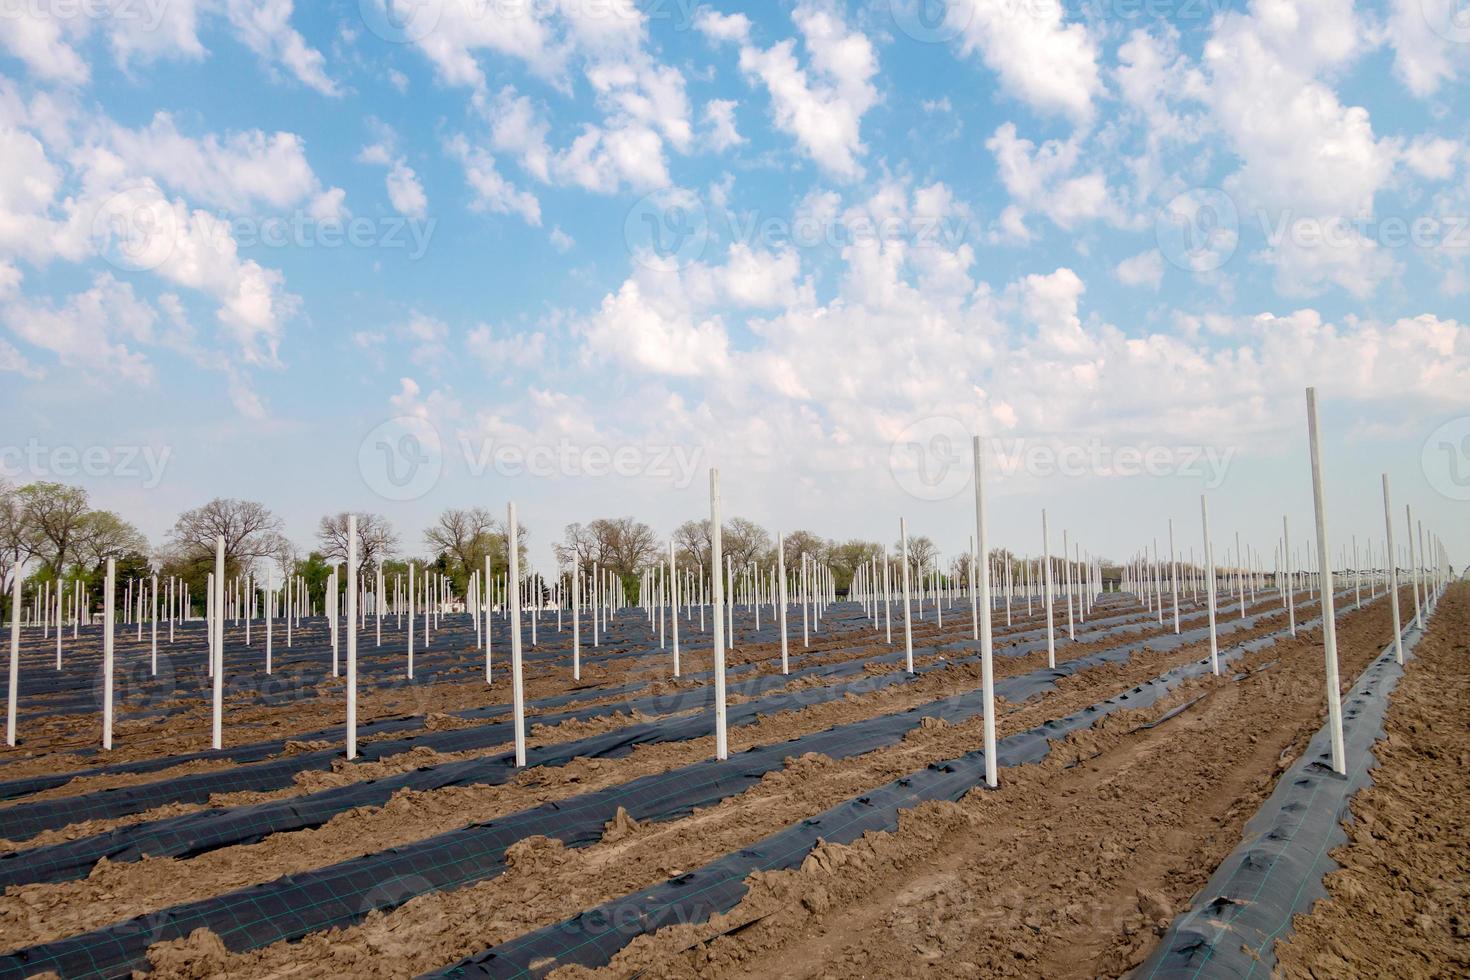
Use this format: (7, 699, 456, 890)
(1, 0, 1467, 572)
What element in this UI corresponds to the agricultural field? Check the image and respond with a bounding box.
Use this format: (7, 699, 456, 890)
(0, 518, 1461, 977)
(2, 0, 1468, 977)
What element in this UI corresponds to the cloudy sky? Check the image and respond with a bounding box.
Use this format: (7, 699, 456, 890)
(1, 0, 1467, 572)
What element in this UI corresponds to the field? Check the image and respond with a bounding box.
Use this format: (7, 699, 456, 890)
(0, 572, 1459, 979)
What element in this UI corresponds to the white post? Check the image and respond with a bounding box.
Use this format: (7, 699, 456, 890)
(6, 566, 19, 747)
(1306, 388, 1345, 774)
(1041, 510, 1055, 669)
(669, 543, 680, 677)
(776, 533, 789, 675)
(265, 573, 273, 674)
(150, 574, 158, 675)
(103, 558, 115, 750)
(710, 469, 728, 761)
(573, 564, 582, 681)
(1283, 515, 1296, 636)
(972, 437, 997, 788)
(1382, 474, 1404, 665)
(213, 535, 224, 751)
(508, 502, 526, 767)
(346, 516, 358, 759)
(1201, 495, 1219, 675)
(900, 518, 914, 674)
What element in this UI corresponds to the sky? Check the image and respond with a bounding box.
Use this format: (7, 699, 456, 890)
(0, 0, 1467, 575)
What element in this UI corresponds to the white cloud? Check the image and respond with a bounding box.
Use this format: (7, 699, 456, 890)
(446, 135, 542, 225)
(1116, 250, 1164, 289)
(385, 161, 428, 219)
(703, 99, 743, 152)
(693, 9, 752, 44)
(1403, 137, 1461, 181)
(226, 0, 340, 97)
(2, 272, 156, 383)
(738, 2, 878, 181)
(987, 123, 1123, 229)
(953, 0, 1100, 123)
(468, 322, 547, 371)
(109, 113, 329, 213)
(1385, 0, 1466, 96)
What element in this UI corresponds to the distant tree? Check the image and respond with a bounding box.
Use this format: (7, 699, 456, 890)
(19, 482, 91, 576)
(76, 511, 148, 568)
(894, 534, 939, 572)
(167, 498, 284, 574)
(317, 512, 398, 577)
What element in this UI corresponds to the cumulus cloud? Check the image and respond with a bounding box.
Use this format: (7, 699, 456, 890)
(738, 2, 878, 181)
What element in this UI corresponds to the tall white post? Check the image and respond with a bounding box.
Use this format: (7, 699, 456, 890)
(346, 516, 358, 760)
(668, 543, 680, 677)
(103, 558, 115, 750)
(1283, 515, 1296, 636)
(972, 437, 997, 788)
(710, 469, 728, 760)
(150, 574, 158, 675)
(508, 502, 526, 767)
(1201, 495, 1219, 675)
(1382, 475, 1404, 665)
(1305, 388, 1345, 774)
(776, 533, 789, 675)
(573, 564, 582, 681)
(1041, 510, 1055, 669)
(6, 567, 19, 747)
(213, 535, 224, 750)
(900, 518, 914, 674)
(265, 573, 273, 674)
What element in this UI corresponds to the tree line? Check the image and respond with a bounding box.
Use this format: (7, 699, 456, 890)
(1, 479, 980, 615)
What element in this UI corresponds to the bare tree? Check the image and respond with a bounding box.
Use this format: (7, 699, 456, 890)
(673, 517, 770, 573)
(167, 498, 284, 571)
(317, 512, 398, 577)
(780, 529, 828, 568)
(19, 482, 91, 575)
(895, 534, 939, 572)
(76, 511, 149, 567)
(598, 517, 660, 575)
(555, 522, 610, 575)
(0, 481, 39, 586)
(673, 519, 712, 571)
(724, 517, 772, 570)
(424, 507, 527, 583)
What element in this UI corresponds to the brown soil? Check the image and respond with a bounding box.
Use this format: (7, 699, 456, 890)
(133, 596, 1344, 977)
(1274, 583, 1470, 979)
(487, 589, 1419, 980)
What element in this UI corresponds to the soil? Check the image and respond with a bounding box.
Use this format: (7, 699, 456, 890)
(468, 588, 1430, 980)
(130, 594, 1358, 977)
(1274, 583, 1470, 980)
